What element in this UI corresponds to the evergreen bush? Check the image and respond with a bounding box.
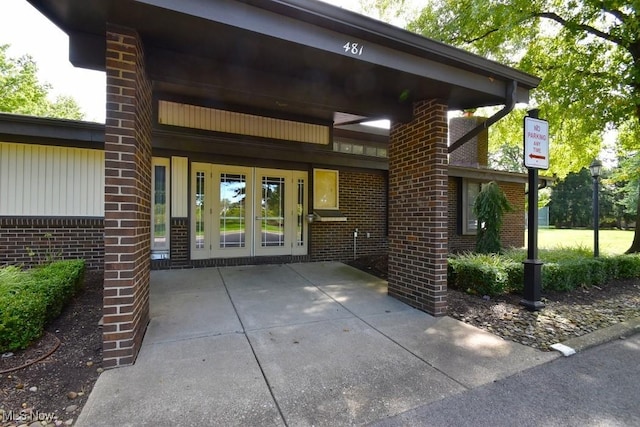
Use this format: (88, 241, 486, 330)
(473, 181, 513, 254)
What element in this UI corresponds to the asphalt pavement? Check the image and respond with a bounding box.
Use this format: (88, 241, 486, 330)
(371, 332, 640, 427)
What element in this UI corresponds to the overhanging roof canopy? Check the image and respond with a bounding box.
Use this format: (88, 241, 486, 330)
(27, 0, 541, 125)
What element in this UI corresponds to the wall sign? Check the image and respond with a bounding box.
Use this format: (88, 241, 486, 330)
(313, 169, 339, 209)
(523, 117, 549, 170)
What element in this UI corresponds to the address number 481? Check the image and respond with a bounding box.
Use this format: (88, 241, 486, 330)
(343, 42, 364, 56)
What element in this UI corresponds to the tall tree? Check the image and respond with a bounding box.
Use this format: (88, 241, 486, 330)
(406, 0, 640, 252)
(0, 44, 83, 120)
(548, 168, 594, 227)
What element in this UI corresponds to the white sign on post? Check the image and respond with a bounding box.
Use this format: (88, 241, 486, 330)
(523, 117, 549, 170)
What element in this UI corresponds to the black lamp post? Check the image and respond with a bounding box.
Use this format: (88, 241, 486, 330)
(589, 159, 603, 258)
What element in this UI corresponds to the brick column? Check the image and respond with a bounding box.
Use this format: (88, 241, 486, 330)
(388, 100, 448, 316)
(103, 25, 152, 368)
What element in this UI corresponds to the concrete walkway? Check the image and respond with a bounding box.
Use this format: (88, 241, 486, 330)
(77, 262, 557, 426)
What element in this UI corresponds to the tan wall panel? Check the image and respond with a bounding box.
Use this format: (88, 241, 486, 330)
(158, 100, 330, 145)
(171, 156, 188, 217)
(0, 142, 104, 216)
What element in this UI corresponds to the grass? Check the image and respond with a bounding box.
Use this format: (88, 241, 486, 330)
(526, 228, 634, 256)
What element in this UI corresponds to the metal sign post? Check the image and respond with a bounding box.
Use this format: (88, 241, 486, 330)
(521, 109, 548, 311)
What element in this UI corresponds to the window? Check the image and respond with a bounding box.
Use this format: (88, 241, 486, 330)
(333, 140, 388, 158)
(462, 180, 481, 235)
(152, 158, 170, 259)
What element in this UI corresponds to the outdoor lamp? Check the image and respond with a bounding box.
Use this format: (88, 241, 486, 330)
(589, 159, 602, 179)
(590, 159, 602, 257)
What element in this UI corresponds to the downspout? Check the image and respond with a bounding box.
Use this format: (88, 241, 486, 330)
(448, 80, 518, 154)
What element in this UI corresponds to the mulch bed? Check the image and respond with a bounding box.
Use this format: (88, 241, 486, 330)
(349, 254, 640, 350)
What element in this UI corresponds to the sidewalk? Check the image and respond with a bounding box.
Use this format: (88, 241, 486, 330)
(372, 332, 640, 426)
(76, 262, 557, 426)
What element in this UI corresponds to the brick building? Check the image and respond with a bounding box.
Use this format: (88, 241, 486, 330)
(1, 0, 541, 367)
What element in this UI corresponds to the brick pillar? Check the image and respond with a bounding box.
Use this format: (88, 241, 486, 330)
(388, 100, 448, 316)
(103, 25, 152, 368)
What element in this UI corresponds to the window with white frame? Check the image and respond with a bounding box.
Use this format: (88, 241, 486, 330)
(152, 158, 170, 259)
(462, 180, 482, 235)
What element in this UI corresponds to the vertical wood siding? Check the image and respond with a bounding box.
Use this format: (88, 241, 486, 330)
(0, 142, 104, 216)
(171, 156, 188, 217)
(158, 100, 330, 145)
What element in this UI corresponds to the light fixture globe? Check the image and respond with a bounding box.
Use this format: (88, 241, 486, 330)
(589, 159, 603, 178)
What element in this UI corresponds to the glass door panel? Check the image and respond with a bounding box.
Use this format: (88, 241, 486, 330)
(291, 170, 308, 256)
(195, 171, 206, 249)
(255, 169, 290, 256)
(260, 176, 286, 248)
(213, 166, 252, 257)
(191, 163, 211, 259)
(219, 173, 247, 248)
(295, 176, 305, 249)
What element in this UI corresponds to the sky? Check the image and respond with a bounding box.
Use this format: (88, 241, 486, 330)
(0, 0, 107, 122)
(0, 0, 381, 124)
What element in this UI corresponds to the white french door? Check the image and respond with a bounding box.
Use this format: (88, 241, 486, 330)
(191, 164, 307, 259)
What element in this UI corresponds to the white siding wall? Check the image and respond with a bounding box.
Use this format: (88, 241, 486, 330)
(0, 142, 104, 216)
(158, 100, 330, 145)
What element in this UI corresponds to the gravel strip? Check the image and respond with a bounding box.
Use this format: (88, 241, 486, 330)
(448, 280, 640, 350)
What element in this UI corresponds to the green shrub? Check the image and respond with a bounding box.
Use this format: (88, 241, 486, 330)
(541, 255, 619, 292)
(448, 248, 640, 297)
(541, 261, 589, 291)
(29, 260, 85, 321)
(0, 265, 24, 287)
(611, 254, 640, 279)
(588, 258, 608, 286)
(0, 260, 85, 352)
(504, 260, 524, 293)
(448, 253, 514, 296)
(0, 272, 48, 352)
(539, 245, 592, 263)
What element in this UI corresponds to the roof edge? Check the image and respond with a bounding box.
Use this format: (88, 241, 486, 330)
(251, 0, 541, 89)
(0, 112, 105, 147)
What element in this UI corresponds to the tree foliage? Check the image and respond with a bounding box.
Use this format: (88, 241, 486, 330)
(406, 0, 640, 251)
(607, 154, 640, 225)
(549, 168, 593, 227)
(473, 181, 514, 253)
(549, 165, 636, 228)
(0, 44, 83, 120)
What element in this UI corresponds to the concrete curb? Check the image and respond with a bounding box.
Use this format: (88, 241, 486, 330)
(554, 316, 640, 355)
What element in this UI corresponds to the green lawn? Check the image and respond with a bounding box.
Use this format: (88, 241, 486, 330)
(526, 228, 635, 255)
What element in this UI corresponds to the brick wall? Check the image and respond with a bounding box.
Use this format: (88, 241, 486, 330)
(169, 218, 189, 266)
(388, 100, 448, 316)
(448, 179, 525, 253)
(0, 217, 104, 270)
(103, 26, 152, 368)
(311, 170, 388, 262)
(449, 116, 488, 167)
(501, 182, 526, 249)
